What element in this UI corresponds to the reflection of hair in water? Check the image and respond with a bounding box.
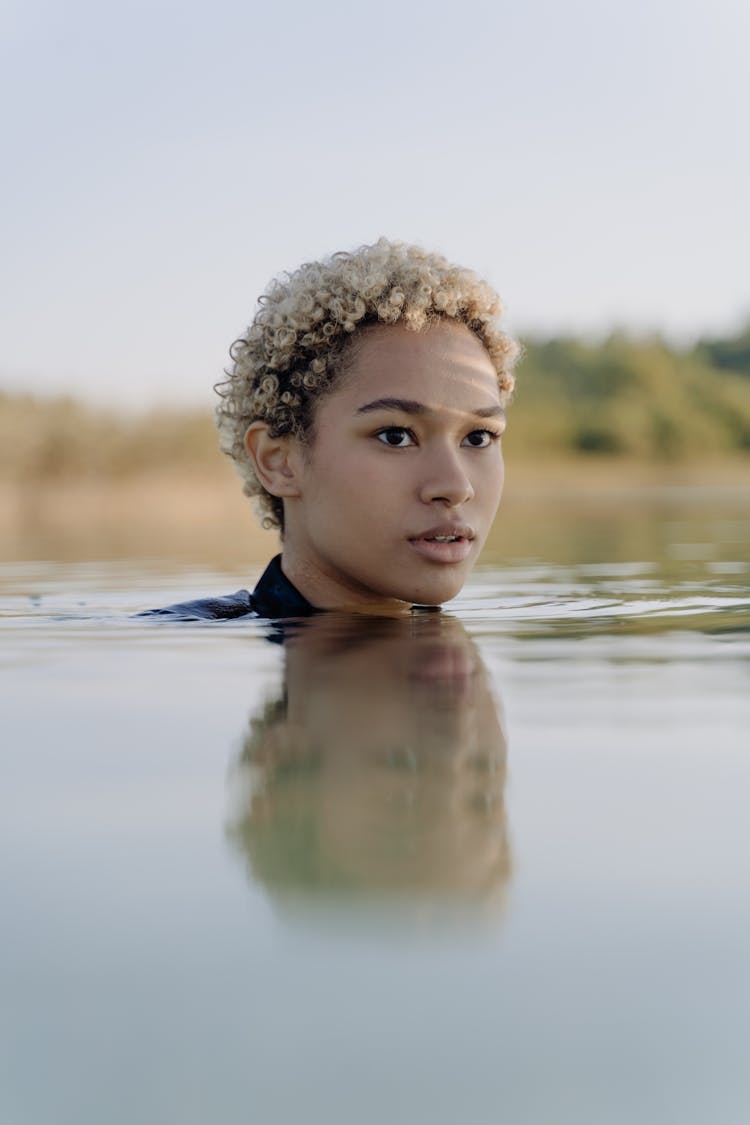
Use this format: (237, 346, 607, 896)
(226, 615, 512, 921)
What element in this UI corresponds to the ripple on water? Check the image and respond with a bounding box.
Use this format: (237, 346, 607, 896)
(2, 559, 749, 654)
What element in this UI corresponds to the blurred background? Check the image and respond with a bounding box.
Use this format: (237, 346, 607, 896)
(2, 0, 749, 565)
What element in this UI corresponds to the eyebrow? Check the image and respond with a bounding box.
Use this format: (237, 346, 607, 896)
(356, 397, 505, 419)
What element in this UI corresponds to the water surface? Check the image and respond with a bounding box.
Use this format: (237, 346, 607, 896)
(2, 491, 749, 1124)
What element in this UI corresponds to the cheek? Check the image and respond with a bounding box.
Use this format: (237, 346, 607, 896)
(475, 452, 504, 501)
(318, 454, 404, 511)
(358, 457, 406, 493)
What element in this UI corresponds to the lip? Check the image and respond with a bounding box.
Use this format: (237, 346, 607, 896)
(408, 524, 475, 565)
(412, 523, 475, 542)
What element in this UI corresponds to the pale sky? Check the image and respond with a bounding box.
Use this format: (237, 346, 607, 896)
(2, 0, 749, 405)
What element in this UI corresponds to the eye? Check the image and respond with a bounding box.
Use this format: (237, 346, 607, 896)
(376, 427, 416, 448)
(461, 428, 501, 448)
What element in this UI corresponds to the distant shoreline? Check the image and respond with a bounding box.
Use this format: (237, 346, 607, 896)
(2, 460, 747, 564)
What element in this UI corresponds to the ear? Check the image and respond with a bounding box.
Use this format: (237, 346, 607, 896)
(244, 422, 303, 499)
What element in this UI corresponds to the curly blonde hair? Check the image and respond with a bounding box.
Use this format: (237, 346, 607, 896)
(215, 238, 518, 530)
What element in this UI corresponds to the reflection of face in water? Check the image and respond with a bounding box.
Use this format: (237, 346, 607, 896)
(226, 613, 511, 922)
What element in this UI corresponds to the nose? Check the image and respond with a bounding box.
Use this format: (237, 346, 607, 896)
(418, 444, 474, 507)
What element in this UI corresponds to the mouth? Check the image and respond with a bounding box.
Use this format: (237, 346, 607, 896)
(408, 526, 475, 564)
(412, 523, 475, 542)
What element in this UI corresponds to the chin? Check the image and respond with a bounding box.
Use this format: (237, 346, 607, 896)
(396, 572, 466, 607)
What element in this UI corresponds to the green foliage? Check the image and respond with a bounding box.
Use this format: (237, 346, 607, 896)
(504, 329, 750, 463)
(693, 320, 750, 376)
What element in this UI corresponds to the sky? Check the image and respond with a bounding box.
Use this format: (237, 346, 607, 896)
(2, 0, 749, 406)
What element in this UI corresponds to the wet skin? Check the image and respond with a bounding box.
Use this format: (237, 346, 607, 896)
(253, 320, 506, 612)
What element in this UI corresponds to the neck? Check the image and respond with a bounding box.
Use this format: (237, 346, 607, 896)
(279, 547, 410, 616)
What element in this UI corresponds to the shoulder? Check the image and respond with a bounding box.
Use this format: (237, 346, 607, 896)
(136, 555, 318, 622)
(136, 589, 255, 622)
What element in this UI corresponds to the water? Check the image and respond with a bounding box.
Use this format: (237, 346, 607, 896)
(2, 491, 750, 1124)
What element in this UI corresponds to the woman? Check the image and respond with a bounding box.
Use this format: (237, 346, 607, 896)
(147, 239, 517, 619)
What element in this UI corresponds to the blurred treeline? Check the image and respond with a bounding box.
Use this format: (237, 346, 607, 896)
(2, 322, 750, 482)
(504, 322, 750, 461)
(0, 396, 220, 481)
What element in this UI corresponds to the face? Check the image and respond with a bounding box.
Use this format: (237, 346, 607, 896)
(282, 321, 506, 612)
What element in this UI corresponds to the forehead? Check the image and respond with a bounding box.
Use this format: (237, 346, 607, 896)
(335, 321, 501, 411)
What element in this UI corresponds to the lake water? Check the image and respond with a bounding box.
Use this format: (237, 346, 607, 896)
(2, 487, 750, 1124)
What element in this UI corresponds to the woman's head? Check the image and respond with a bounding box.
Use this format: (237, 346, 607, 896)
(216, 238, 518, 531)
